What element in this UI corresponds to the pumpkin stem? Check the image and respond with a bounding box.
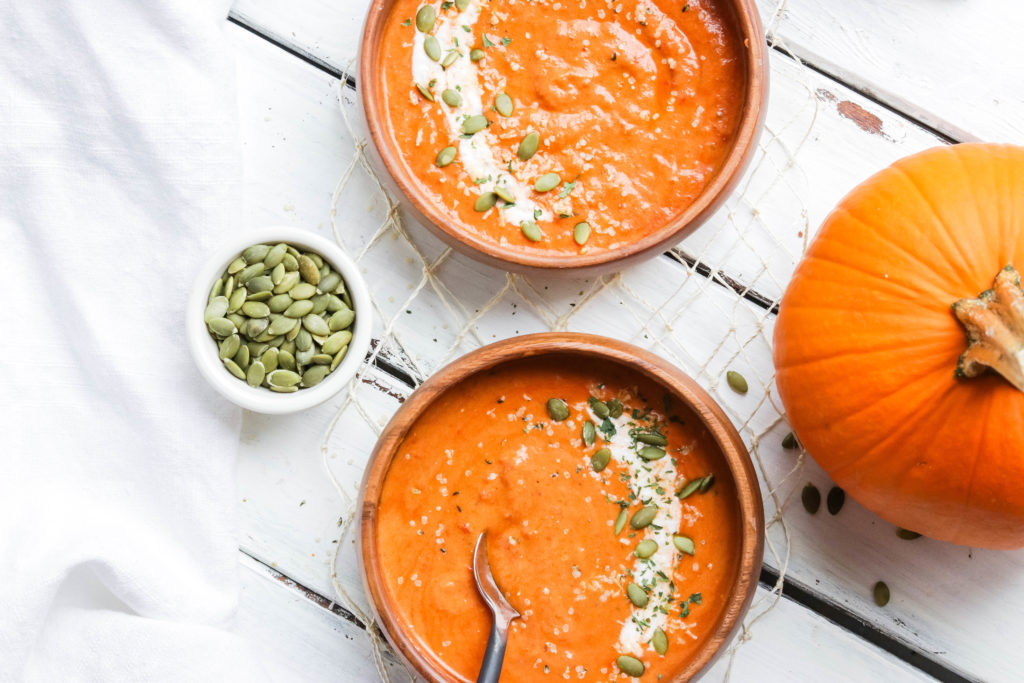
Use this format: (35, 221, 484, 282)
(952, 265, 1024, 393)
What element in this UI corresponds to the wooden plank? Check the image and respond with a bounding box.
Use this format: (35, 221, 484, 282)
(227, 17, 1021, 683)
(755, 0, 1024, 144)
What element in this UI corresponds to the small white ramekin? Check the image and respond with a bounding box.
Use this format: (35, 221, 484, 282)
(186, 226, 372, 414)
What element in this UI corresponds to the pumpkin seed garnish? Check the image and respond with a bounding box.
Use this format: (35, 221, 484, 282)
(582, 420, 597, 447)
(676, 478, 703, 500)
(673, 534, 696, 555)
(896, 528, 922, 540)
(461, 114, 489, 135)
(470, 48, 485, 62)
(494, 185, 515, 203)
(517, 132, 539, 161)
(546, 398, 569, 421)
(630, 505, 657, 529)
(726, 370, 748, 394)
(416, 83, 435, 102)
(415, 5, 436, 32)
(441, 50, 460, 69)
(474, 192, 498, 212)
(606, 398, 623, 418)
(616, 655, 645, 678)
(634, 539, 657, 559)
(495, 92, 514, 116)
(638, 446, 666, 461)
(435, 146, 457, 167)
(699, 474, 715, 493)
(781, 431, 800, 449)
(222, 358, 246, 380)
(636, 432, 667, 446)
(652, 627, 668, 655)
(826, 486, 845, 515)
(802, 483, 821, 514)
(424, 35, 442, 61)
(573, 221, 591, 246)
(534, 172, 561, 193)
(246, 361, 266, 388)
(873, 581, 890, 607)
(614, 507, 628, 535)
(588, 396, 610, 418)
(441, 89, 463, 107)
(591, 447, 611, 472)
(520, 221, 542, 242)
(455, 0, 470, 10)
(626, 582, 649, 608)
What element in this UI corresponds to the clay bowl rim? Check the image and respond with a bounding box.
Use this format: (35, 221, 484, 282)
(357, 332, 765, 682)
(358, 0, 768, 274)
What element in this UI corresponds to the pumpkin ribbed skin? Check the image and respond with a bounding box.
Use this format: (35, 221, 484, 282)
(774, 143, 1024, 549)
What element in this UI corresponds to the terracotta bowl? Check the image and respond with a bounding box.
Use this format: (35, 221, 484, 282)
(358, 333, 764, 681)
(359, 1, 767, 276)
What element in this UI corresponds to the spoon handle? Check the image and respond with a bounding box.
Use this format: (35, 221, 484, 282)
(475, 619, 508, 683)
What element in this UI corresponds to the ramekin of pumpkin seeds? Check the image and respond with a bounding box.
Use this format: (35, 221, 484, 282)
(187, 228, 371, 414)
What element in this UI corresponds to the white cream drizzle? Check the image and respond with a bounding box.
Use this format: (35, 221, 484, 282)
(410, 1, 549, 227)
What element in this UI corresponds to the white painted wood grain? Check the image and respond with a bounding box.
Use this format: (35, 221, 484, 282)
(226, 14, 1024, 683)
(755, 0, 1024, 144)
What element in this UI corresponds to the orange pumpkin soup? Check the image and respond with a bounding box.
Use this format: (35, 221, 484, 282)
(377, 0, 748, 254)
(375, 356, 741, 680)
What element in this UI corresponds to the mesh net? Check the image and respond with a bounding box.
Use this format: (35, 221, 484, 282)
(321, 3, 817, 678)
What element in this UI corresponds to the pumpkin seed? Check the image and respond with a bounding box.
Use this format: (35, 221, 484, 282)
(289, 282, 317, 300)
(270, 263, 286, 285)
(534, 172, 561, 192)
(233, 345, 250, 370)
(298, 255, 321, 285)
(264, 243, 287, 269)
(606, 398, 623, 418)
(262, 348, 279, 373)
(209, 277, 224, 301)
(495, 92, 513, 116)
(517, 132, 539, 161)
(267, 369, 301, 388)
(616, 655, 644, 678)
(781, 431, 800, 449)
(227, 288, 247, 314)
(302, 314, 331, 337)
(243, 317, 268, 339)
(247, 290, 272, 302)
(439, 89, 461, 108)
(896, 528, 922, 540)
(636, 433, 667, 446)
(494, 185, 515, 203)
(320, 271, 342, 293)
(329, 308, 356, 331)
(826, 486, 845, 515)
(416, 83, 435, 102)
(676, 478, 702, 500)
(204, 296, 229, 323)
(330, 346, 348, 371)
(242, 244, 270, 264)
(303, 365, 331, 387)
(470, 48, 484, 62)
(273, 271, 301, 294)
(673, 534, 695, 555)
(436, 146, 458, 169)
(626, 583, 649, 608)
(282, 253, 299, 271)
(241, 301, 270, 318)
(222, 358, 246, 380)
(520, 220, 542, 242)
(801, 483, 821, 514)
(652, 627, 668, 655)
(237, 262, 265, 285)
(415, 5, 436, 33)
(284, 300, 315, 318)
(227, 313, 245, 329)
(591, 447, 611, 472)
(726, 370, 748, 394)
(268, 294, 292, 313)
(638, 446, 665, 461)
(582, 420, 596, 447)
(269, 385, 298, 393)
(634, 539, 657, 559)
(323, 330, 353, 356)
(296, 347, 315, 367)
(873, 581, 890, 607)
(226, 256, 247, 274)
(268, 316, 298, 337)
(295, 329, 313, 352)
(247, 342, 269, 358)
(698, 474, 715, 493)
(462, 114, 489, 135)
(310, 353, 333, 365)
(246, 361, 266, 387)
(305, 252, 323, 268)
(207, 317, 236, 338)
(573, 221, 590, 246)
(589, 396, 610, 419)
(455, 0, 470, 9)
(278, 350, 296, 371)
(614, 507, 628, 535)
(247, 275, 274, 293)
(219, 334, 241, 360)
(546, 398, 569, 421)
(441, 50, 460, 68)
(223, 275, 236, 298)
(630, 505, 657, 529)
(474, 192, 498, 212)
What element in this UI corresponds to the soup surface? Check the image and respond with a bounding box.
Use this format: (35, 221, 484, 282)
(377, 0, 747, 255)
(375, 356, 740, 681)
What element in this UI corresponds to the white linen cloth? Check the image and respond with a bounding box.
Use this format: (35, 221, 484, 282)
(1, 1, 293, 679)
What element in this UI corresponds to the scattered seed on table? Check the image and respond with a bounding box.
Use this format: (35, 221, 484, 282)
(873, 581, 890, 607)
(801, 483, 821, 514)
(826, 486, 845, 515)
(726, 370, 748, 394)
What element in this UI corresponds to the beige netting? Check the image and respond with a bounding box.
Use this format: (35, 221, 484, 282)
(321, 3, 818, 679)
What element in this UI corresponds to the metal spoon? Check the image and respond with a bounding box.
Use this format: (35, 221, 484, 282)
(472, 532, 520, 683)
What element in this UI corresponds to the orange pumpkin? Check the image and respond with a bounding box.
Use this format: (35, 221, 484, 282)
(774, 143, 1024, 549)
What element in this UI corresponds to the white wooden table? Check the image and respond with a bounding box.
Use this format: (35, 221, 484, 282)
(221, 2, 1024, 681)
